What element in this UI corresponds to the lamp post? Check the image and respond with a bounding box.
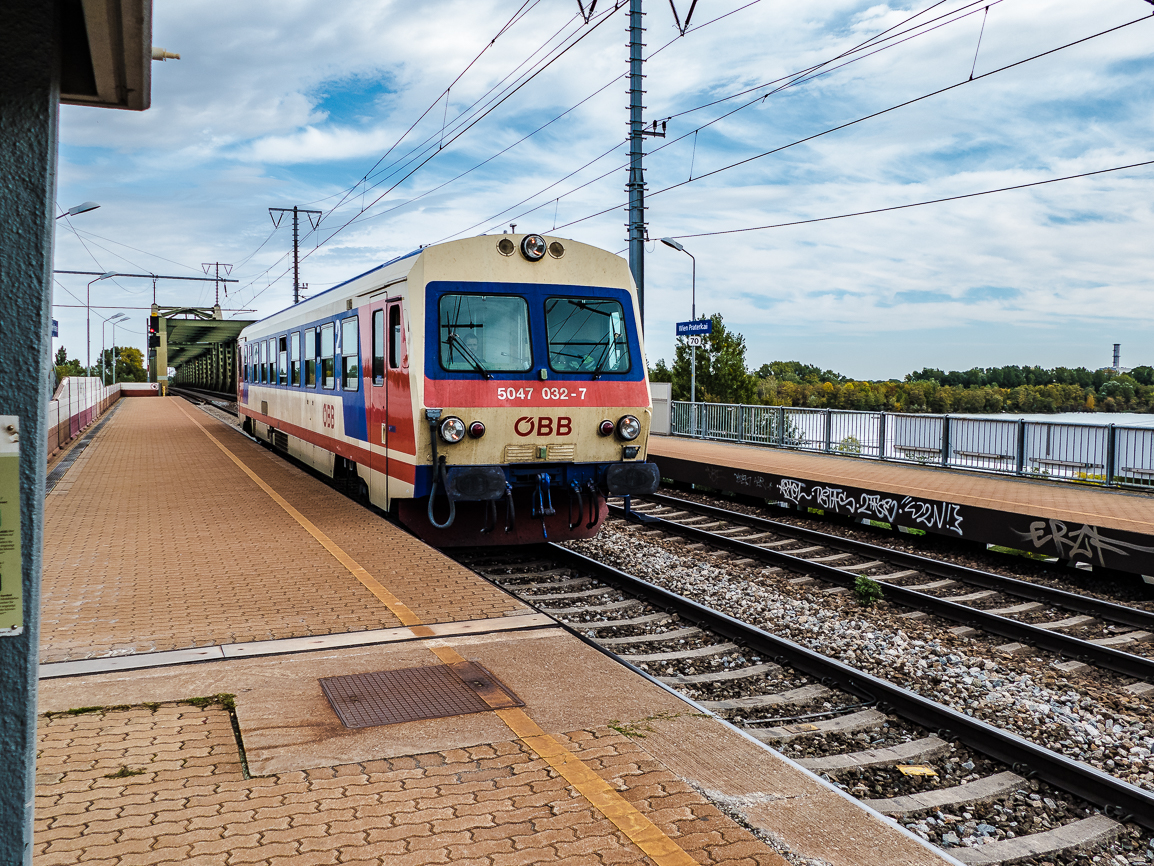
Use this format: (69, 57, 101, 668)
(102, 313, 128, 384)
(56, 201, 100, 219)
(660, 238, 697, 428)
(86, 272, 116, 373)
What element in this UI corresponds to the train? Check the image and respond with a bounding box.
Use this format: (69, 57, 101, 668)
(236, 233, 660, 545)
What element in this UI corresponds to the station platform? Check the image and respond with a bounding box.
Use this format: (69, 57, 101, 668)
(648, 436, 1154, 578)
(35, 398, 952, 866)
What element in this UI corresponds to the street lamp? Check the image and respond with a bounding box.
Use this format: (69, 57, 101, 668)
(660, 238, 698, 416)
(86, 272, 116, 372)
(102, 313, 128, 384)
(56, 201, 100, 219)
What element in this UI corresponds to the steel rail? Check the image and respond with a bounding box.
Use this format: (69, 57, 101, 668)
(171, 386, 239, 416)
(547, 544, 1154, 830)
(636, 492, 1154, 631)
(607, 502, 1154, 682)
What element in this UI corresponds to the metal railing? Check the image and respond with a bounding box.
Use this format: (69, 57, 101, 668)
(670, 401, 1154, 490)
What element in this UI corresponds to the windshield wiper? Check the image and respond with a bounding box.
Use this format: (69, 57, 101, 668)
(447, 332, 492, 379)
(590, 331, 622, 380)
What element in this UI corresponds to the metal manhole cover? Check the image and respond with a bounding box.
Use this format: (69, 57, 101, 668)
(320, 661, 523, 729)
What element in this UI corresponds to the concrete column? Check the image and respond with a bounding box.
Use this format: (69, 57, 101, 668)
(0, 3, 59, 863)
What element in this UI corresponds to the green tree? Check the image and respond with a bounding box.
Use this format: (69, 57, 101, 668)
(669, 314, 755, 403)
(648, 358, 673, 383)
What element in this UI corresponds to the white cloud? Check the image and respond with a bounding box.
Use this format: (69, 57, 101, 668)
(52, 0, 1154, 380)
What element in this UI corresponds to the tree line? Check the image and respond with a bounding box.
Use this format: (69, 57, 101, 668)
(55, 345, 149, 385)
(648, 315, 1154, 414)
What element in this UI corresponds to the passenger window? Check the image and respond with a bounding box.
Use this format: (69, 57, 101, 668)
(372, 310, 385, 385)
(278, 336, 288, 385)
(320, 324, 335, 390)
(290, 332, 300, 386)
(267, 339, 274, 384)
(261, 341, 268, 384)
(304, 328, 317, 387)
(341, 317, 359, 391)
(389, 306, 402, 369)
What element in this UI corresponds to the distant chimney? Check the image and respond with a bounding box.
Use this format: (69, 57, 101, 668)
(1113, 343, 1121, 371)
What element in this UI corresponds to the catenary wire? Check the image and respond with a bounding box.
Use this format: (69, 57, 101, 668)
(549, 13, 1154, 234)
(667, 158, 1154, 239)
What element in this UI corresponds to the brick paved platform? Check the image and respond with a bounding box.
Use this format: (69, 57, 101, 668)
(34, 398, 953, 866)
(649, 436, 1154, 576)
(41, 398, 527, 664)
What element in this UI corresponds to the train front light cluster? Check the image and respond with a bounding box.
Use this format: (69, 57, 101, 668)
(616, 415, 641, 441)
(439, 416, 466, 443)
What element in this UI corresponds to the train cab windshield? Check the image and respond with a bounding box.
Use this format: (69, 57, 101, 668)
(438, 294, 532, 372)
(545, 297, 631, 376)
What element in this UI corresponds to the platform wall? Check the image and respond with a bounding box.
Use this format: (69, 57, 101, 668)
(47, 378, 122, 458)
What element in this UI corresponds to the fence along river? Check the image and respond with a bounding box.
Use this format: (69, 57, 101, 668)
(670, 402, 1154, 490)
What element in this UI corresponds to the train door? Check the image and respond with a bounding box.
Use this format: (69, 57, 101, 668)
(368, 298, 389, 506)
(368, 298, 409, 507)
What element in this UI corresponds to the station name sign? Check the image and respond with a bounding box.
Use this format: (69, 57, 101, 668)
(675, 320, 712, 336)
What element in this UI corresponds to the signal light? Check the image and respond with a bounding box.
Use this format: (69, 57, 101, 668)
(468, 421, 486, 439)
(598, 419, 615, 436)
(147, 315, 160, 348)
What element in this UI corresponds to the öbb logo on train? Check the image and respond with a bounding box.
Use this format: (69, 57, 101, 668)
(514, 416, 572, 437)
(321, 404, 336, 429)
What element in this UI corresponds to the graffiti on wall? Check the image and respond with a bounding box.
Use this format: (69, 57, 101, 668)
(1013, 519, 1154, 567)
(775, 477, 964, 536)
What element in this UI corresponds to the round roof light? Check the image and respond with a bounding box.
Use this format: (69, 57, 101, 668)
(521, 234, 547, 262)
(497, 238, 515, 256)
(548, 241, 565, 259)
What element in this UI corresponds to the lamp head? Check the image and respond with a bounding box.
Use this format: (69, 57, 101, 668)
(97, 272, 116, 281)
(68, 201, 100, 216)
(660, 237, 684, 252)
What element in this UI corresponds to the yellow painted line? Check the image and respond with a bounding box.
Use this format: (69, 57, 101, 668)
(176, 403, 424, 628)
(179, 404, 698, 866)
(427, 646, 696, 866)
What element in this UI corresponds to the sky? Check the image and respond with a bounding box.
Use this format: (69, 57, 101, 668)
(52, 0, 1154, 380)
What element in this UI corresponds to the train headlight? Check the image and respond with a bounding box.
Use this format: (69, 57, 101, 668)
(520, 234, 547, 261)
(616, 415, 641, 441)
(439, 416, 466, 443)
(468, 420, 486, 439)
(598, 419, 615, 437)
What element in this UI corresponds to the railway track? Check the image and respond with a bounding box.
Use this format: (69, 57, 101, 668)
(453, 544, 1154, 865)
(609, 493, 1154, 686)
(171, 385, 239, 416)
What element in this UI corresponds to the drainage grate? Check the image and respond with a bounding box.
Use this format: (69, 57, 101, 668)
(320, 661, 523, 729)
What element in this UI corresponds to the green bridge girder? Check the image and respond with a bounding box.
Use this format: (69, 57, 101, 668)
(157, 304, 254, 395)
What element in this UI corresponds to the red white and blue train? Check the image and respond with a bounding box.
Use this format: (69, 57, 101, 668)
(237, 233, 659, 545)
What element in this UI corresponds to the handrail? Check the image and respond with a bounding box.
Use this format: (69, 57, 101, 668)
(669, 400, 1154, 491)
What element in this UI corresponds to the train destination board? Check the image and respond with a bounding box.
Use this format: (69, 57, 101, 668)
(0, 416, 20, 636)
(675, 320, 712, 336)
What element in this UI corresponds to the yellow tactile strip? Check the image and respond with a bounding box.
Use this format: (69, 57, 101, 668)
(651, 436, 1154, 533)
(177, 402, 700, 865)
(35, 705, 787, 865)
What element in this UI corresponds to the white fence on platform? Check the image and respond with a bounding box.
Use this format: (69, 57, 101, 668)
(670, 401, 1154, 490)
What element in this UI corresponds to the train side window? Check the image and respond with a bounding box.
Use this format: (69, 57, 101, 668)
(304, 328, 317, 387)
(341, 317, 359, 391)
(371, 310, 385, 385)
(320, 323, 335, 390)
(290, 332, 301, 386)
(389, 306, 401, 369)
(278, 336, 288, 385)
(266, 339, 274, 384)
(260, 341, 268, 384)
